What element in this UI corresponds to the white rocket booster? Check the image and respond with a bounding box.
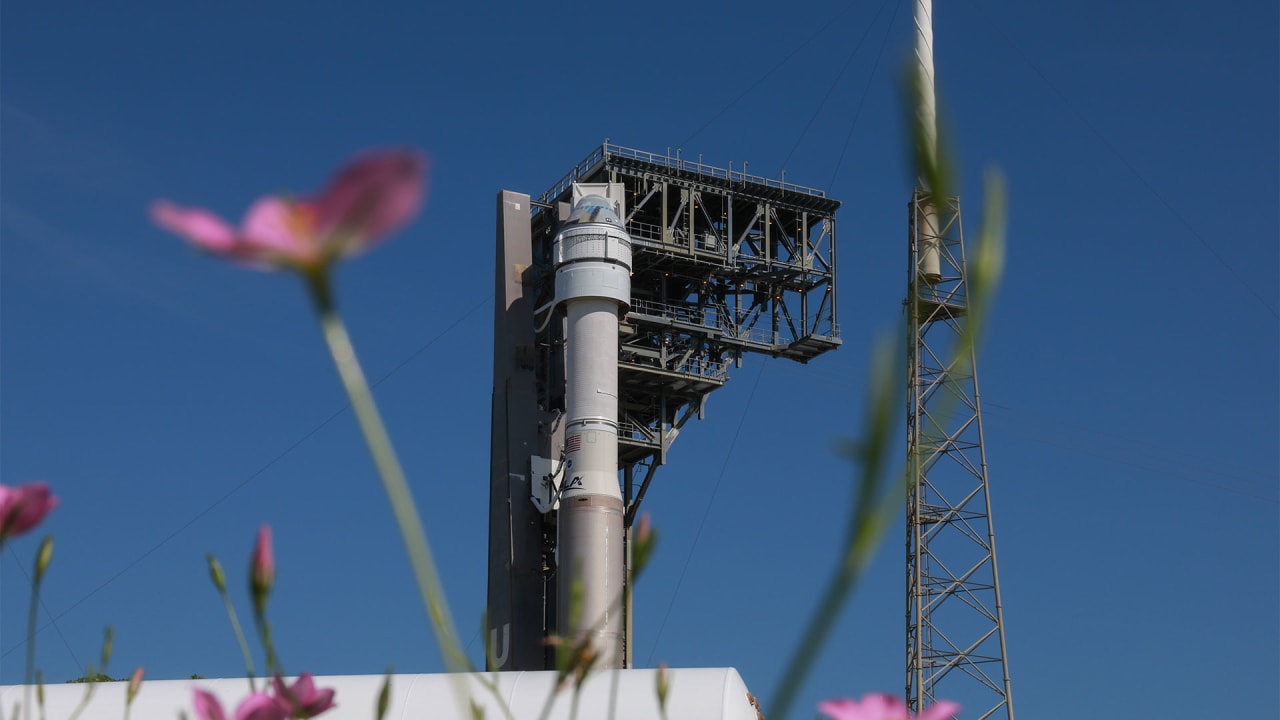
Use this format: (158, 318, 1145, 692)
(552, 192, 631, 668)
(915, 0, 942, 283)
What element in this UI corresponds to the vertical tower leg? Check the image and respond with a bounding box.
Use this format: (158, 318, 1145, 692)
(905, 191, 1015, 719)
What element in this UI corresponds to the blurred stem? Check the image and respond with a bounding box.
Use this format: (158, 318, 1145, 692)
(24, 575, 38, 720)
(769, 170, 1005, 719)
(768, 339, 903, 720)
(218, 585, 256, 690)
(254, 616, 281, 677)
(24, 537, 52, 720)
(305, 271, 471, 698)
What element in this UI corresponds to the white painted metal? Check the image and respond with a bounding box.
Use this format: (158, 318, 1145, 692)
(0, 668, 760, 719)
(914, 0, 942, 283)
(530, 454, 563, 513)
(552, 191, 632, 668)
(571, 182, 627, 223)
(914, 0, 938, 166)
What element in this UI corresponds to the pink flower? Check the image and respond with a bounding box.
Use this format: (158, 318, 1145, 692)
(193, 689, 288, 720)
(818, 694, 960, 720)
(0, 482, 59, 541)
(127, 666, 144, 704)
(193, 689, 227, 720)
(250, 524, 274, 616)
(271, 673, 336, 718)
(237, 693, 290, 720)
(152, 150, 426, 273)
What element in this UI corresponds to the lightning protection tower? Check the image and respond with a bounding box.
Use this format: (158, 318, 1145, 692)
(490, 143, 841, 671)
(906, 2, 1015, 718)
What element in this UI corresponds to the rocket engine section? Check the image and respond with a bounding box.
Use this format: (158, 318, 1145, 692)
(552, 192, 632, 668)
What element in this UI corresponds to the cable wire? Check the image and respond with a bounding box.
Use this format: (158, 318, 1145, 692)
(1, 293, 493, 659)
(964, 0, 1278, 319)
(679, 2, 865, 149)
(645, 358, 770, 664)
(2, 545, 83, 671)
(780, 0, 897, 175)
(828, 0, 903, 191)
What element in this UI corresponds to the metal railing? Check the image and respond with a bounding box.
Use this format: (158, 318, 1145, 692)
(538, 142, 828, 205)
(628, 298, 780, 347)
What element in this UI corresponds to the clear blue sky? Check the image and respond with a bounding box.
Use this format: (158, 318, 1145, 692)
(3, 1, 1276, 718)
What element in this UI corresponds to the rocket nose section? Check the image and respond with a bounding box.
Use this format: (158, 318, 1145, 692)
(566, 195, 621, 226)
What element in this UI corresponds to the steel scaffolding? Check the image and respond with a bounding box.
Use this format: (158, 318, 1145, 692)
(489, 143, 842, 670)
(905, 190, 1014, 720)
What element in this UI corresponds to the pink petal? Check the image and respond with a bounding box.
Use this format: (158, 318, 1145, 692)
(151, 201, 237, 253)
(240, 197, 320, 266)
(302, 686, 336, 716)
(273, 673, 336, 717)
(252, 525, 274, 590)
(0, 482, 58, 539)
(861, 694, 906, 718)
(817, 698, 863, 720)
(235, 692, 288, 720)
(193, 689, 227, 720)
(817, 694, 915, 720)
(314, 150, 426, 253)
(291, 673, 316, 700)
(916, 700, 961, 720)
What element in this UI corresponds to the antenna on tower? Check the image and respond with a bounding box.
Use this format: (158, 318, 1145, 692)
(905, 2, 1016, 717)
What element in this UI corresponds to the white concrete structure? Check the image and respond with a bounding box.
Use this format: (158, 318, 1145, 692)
(0, 667, 761, 719)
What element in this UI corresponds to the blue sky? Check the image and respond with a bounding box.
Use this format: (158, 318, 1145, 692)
(2, 0, 1277, 718)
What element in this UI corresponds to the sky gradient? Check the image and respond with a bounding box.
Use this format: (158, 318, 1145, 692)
(2, 1, 1277, 718)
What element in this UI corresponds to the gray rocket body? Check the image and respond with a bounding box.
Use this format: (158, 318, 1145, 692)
(552, 194, 632, 667)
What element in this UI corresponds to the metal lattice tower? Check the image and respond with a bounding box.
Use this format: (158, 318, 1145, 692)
(489, 143, 840, 670)
(905, 190, 1014, 719)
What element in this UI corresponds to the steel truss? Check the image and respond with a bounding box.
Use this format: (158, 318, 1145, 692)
(488, 143, 842, 670)
(906, 190, 1014, 720)
(531, 143, 841, 473)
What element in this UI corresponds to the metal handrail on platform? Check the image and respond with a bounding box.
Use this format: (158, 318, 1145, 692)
(537, 142, 828, 205)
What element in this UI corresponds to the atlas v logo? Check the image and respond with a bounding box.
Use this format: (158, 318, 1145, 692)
(565, 475, 584, 490)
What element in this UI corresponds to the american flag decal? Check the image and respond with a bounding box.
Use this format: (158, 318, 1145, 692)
(565, 434, 582, 453)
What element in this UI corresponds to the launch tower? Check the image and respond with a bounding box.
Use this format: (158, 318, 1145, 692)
(490, 143, 840, 670)
(906, 1, 1015, 717)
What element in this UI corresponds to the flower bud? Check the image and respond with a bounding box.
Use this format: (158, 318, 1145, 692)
(206, 555, 227, 594)
(250, 525, 274, 617)
(631, 513, 657, 582)
(101, 626, 115, 670)
(127, 667, 144, 704)
(656, 662, 670, 711)
(34, 535, 54, 583)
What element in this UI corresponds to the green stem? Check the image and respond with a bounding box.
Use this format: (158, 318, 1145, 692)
(769, 339, 904, 719)
(255, 616, 282, 677)
(24, 550, 45, 720)
(217, 587, 256, 691)
(64, 679, 96, 720)
(305, 272, 471, 705)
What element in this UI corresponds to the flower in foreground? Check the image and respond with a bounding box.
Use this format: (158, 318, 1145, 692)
(250, 524, 274, 617)
(194, 688, 285, 720)
(127, 666, 145, 703)
(0, 482, 59, 542)
(631, 512, 658, 581)
(152, 150, 426, 273)
(272, 673, 337, 718)
(818, 693, 960, 720)
(194, 674, 336, 720)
